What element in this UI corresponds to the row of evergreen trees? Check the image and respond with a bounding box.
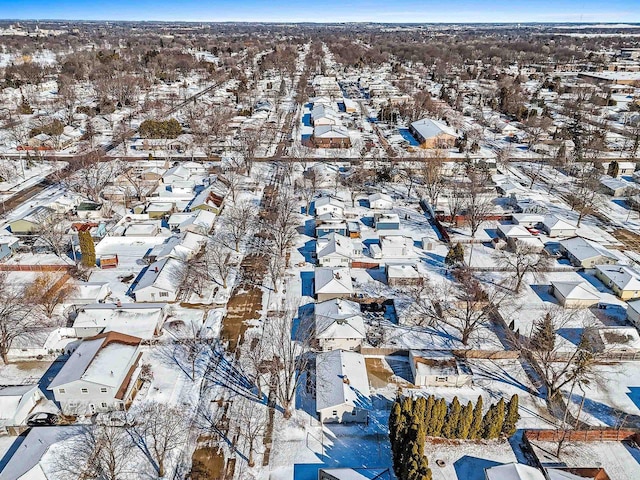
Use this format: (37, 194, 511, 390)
(389, 394, 520, 480)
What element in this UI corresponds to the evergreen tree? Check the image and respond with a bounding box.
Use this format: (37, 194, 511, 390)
(469, 396, 484, 439)
(442, 396, 461, 438)
(503, 394, 520, 437)
(481, 404, 497, 439)
(457, 401, 474, 439)
(430, 398, 447, 437)
(79, 230, 96, 267)
(531, 312, 555, 351)
(607, 160, 620, 178)
(494, 398, 506, 438)
(445, 243, 465, 266)
(423, 395, 435, 430)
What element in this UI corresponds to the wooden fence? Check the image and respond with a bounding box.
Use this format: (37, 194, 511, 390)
(0, 264, 72, 272)
(452, 349, 520, 360)
(524, 428, 640, 443)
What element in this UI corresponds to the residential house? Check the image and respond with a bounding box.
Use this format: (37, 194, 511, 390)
(132, 257, 183, 302)
(162, 165, 191, 185)
(627, 300, 640, 328)
(368, 192, 393, 210)
(314, 197, 346, 217)
(315, 350, 371, 423)
(316, 213, 348, 237)
(551, 281, 600, 308)
(370, 235, 415, 259)
(559, 237, 619, 268)
(511, 214, 545, 228)
(147, 231, 206, 263)
(600, 176, 630, 196)
(485, 463, 545, 480)
(595, 264, 640, 300)
(374, 213, 400, 231)
(0, 234, 19, 261)
(72, 303, 167, 340)
(0, 427, 82, 480)
(497, 224, 534, 240)
(409, 351, 473, 387)
(189, 187, 225, 214)
(8, 206, 55, 234)
(386, 264, 422, 287)
(145, 201, 175, 220)
(48, 332, 144, 415)
(409, 118, 457, 148)
(314, 298, 366, 352)
(604, 161, 636, 177)
(315, 267, 354, 302)
(8, 327, 77, 360)
(167, 209, 216, 234)
(318, 468, 392, 480)
(316, 233, 363, 267)
(540, 215, 577, 238)
(0, 385, 45, 435)
(312, 125, 351, 148)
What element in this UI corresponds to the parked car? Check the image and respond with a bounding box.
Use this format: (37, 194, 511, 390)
(26, 412, 59, 427)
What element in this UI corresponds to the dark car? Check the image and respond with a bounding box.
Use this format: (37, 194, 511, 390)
(26, 412, 59, 427)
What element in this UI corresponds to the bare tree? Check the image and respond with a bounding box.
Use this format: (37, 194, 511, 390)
(229, 396, 267, 467)
(221, 200, 255, 251)
(32, 209, 69, 259)
(407, 267, 506, 346)
(568, 165, 603, 227)
(54, 423, 138, 480)
(0, 273, 52, 363)
(417, 151, 446, 207)
(526, 308, 601, 400)
(493, 240, 552, 292)
(462, 168, 494, 238)
(267, 306, 313, 419)
(162, 320, 210, 382)
(128, 402, 189, 477)
(204, 237, 236, 289)
(24, 273, 77, 318)
(262, 189, 299, 266)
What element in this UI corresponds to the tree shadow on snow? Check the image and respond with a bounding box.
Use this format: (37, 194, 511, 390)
(453, 456, 502, 480)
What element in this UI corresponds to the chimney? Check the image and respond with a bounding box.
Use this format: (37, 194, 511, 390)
(343, 376, 350, 385)
(154, 267, 159, 273)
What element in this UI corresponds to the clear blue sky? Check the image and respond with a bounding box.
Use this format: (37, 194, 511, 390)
(0, 0, 639, 23)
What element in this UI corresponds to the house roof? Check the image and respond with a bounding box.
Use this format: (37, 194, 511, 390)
(133, 257, 184, 294)
(48, 332, 141, 390)
(368, 192, 393, 204)
(595, 264, 640, 291)
(498, 224, 532, 238)
(485, 463, 546, 480)
(600, 175, 629, 192)
(410, 117, 457, 140)
(318, 468, 392, 480)
(315, 196, 345, 211)
(314, 124, 350, 139)
(316, 233, 359, 259)
(542, 215, 576, 232)
(551, 281, 600, 301)
(315, 267, 353, 295)
(559, 237, 618, 263)
(0, 426, 80, 480)
(315, 350, 371, 411)
(0, 385, 41, 424)
(387, 264, 420, 279)
(73, 303, 166, 340)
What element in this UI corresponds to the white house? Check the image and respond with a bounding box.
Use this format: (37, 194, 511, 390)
(0, 427, 81, 480)
(314, 197, 346, 217)
(132, 257, 183, 302)
(550, 281, 600, 308)
(511, 214, 545, 228)
(370, 235, 416, 259)
(497, 224, 534, 240)
(72, 303, 167, 340)
(627, 300, 640, 328)
(368, 192, 393, 210)
(595, 264, 640, 300)
(315, 350, 371, 423)
(485, 463, 545, 480)
(540, 215, 577, 238)
(316, 233, 363, 267)
(600, 176, 630, 196)
(48, 332, 144, 415)
(167, 209, 216, 234)
(559, 237, 619, 268)
(314, 299, 366, 352)
(0, 385, 45, 434)
(315, 267, 354, 302)
(387, 264, 423, 287)
(162, 165, 191, 184)
(319, 468, 392, 480)
(409, 351, 473, 387)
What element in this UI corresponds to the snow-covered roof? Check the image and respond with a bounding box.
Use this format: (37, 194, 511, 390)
(0, 385, 41, 425)
(595, 264, 640, 291)
(600, 175, 629, 192)
(315, 196, 345, 211)
(410, 117, 457, 140)
(316, 233, 359, 259)
(498, 224, 532, 238)
(73, 303, 166, 340)
(551, 281, 600, 301)
(542, 215, 576, 231)
(68, 281, 111, 303)
(511, 214, 545, 224)
(560, 237, 618, 263)
(48, 332, 141, 390)
(133, 257, 184, 294)
(368, 192, 393, 204)
(315, 267, 353, 295)
(485, 463, 546, 480)
(315, 350, 371, 411)
(387, 264, 420, 279)
(318, 468, 392, 480)
(314, 124, 350, 139)
(0, 426, 80, 480)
